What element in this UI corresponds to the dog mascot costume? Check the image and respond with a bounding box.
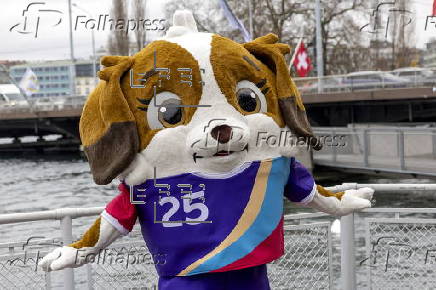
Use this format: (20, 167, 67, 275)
(40, 10, 374, 290)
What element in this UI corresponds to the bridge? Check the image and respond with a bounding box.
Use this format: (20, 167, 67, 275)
(293, 70, 436, 126)
(1, 69, 436, 171)
(0, 96, 83, 152)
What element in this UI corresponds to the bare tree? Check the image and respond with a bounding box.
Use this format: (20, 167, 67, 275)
(107, 0, 130, 56)
(132, 0, 146, 52)
(163, 0, 418, 74)
(164, 0, 310, 51)
(317, 0, 368, 74)
(390, 0, 416, 69)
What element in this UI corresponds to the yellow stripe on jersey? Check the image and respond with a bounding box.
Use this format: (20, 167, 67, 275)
(177, 160, 272, 276)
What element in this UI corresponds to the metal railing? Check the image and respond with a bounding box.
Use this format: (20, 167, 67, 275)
(293, 69, 436, 94)
(2, 69, 435, 116)
(313, 126, 436, 176)
(0, 95, 86, 115)
(1, 183, 436, 289)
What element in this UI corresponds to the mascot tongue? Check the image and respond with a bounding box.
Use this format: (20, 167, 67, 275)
(215, 151, 232, 156)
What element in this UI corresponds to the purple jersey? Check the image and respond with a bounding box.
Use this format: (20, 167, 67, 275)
(103, 156, 316, 277)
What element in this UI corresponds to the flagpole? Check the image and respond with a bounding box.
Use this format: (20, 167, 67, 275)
(315, 0, 324, 92)
(67, 0, 76, 97)
(248, 0, 253, 40)
(289, 37, 303, 72)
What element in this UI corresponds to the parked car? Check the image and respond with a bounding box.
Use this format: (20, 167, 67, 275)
(392, 67, 435, 86)
(342, 71, 409, 90)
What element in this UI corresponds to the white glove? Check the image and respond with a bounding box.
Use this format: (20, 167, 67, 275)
(38, 246, 83, 271)
(38, 216, 123, 271)
(307, 187, 374, 216)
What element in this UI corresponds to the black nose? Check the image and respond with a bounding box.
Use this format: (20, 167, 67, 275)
(210, 125, 233, 144)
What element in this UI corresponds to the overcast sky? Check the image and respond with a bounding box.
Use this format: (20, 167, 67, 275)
(0, 0, 435, 61)
(0, 0, 166, 61)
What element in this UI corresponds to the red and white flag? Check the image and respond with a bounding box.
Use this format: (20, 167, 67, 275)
(291, 39, 312, 77)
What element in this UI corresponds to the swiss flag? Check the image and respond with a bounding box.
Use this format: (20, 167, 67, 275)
(292, 41, 312, 77)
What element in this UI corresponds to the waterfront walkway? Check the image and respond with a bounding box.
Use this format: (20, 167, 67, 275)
(313, 126, 436, 177)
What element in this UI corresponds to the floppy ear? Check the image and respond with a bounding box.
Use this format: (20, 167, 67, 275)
(79, 56, 140, 185)
(243, 34, 322, 150)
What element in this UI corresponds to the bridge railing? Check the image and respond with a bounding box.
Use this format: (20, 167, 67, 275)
(1, 183, 436, 289)
(313, 126, 436, 177)
(3, 69, 436, 116)
(0, 95, 87, 115)
(294, 69, 436, 94)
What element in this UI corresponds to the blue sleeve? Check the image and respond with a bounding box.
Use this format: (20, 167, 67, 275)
(284, 158, 316, 204)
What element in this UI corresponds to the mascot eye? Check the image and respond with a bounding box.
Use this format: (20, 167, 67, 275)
(158, 99, 183, 126)
(237, 88, 260, 113)
(236, 80, 267, 114)
(147, 92, 184, 129)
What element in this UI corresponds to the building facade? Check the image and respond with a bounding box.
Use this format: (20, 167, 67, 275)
(10, 60, 98, 98)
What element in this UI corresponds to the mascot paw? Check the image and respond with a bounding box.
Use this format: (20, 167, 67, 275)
(39, 246, 83, 271)
(338, 187, 374, 216)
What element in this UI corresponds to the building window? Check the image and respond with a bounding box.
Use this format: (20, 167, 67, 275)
(61, 66, 68, 71)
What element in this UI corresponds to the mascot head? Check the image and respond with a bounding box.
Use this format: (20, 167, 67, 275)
(79, 10, 320, 186)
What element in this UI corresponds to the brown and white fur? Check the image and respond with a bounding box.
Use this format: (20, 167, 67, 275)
(39, 10, 373, 272)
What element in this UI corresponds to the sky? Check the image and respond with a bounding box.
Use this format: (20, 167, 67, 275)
(0, 0, 166, 61)
(0, 0, 435, 61)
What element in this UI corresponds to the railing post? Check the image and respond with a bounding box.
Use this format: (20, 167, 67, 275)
(332, 130, 337, 163)
(86, 264, 94, 290)
(398, 130, 405, 171)
(341, 213, 356, 290)
(363, 129, 369, 167)
(61, 216, 75, 290)
(432, 130, 436, 159)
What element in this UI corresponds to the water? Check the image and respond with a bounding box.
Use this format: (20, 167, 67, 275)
(0, 154, 435, 289)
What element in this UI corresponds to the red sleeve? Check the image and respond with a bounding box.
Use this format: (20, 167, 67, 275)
(101, 183, 137, 235)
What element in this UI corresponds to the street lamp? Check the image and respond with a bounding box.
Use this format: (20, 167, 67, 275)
(72, 3, 97, 88)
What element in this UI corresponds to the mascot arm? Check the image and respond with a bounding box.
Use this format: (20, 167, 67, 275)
(285, 159, 374, 216)
(39, 184, 136, 271)
(307, 185, 374, 216)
